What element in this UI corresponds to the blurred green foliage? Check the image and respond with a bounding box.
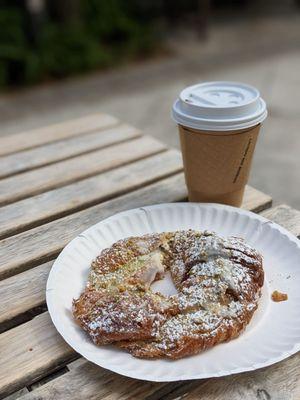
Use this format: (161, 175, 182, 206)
(0, 0, 161, 87)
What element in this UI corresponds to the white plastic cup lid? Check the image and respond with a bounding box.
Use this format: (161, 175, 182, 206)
(172, 81, 267, 131)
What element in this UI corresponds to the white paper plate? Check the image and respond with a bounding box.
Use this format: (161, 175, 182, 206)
(47, 203, 300, 381)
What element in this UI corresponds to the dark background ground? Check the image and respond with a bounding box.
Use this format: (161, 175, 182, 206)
(1, 0, 299, 208)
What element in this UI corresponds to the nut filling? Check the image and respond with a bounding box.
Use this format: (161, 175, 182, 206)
(73, 230, 264, 359)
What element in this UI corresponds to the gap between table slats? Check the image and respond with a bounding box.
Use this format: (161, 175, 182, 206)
(0, 150, 183, 240)
(0, 194, 277, 327)
(0, 173, 186, 282)
(0, 150, 184, 331)
(147, 355, 300, 400)
(0, 181, 272, 282)
(0, 184, 272, 334)
(158, 207, 300, 400)
(0, 173, 188, 399)
(0, 123, 141, 179)
(0, 135, 166, 206)
(2, 204, 300, 400)
(0, 262, 52, 333)
(0, 186, 271, 333)
(0, 113, 118, 157)
(23, 360, 189, 400)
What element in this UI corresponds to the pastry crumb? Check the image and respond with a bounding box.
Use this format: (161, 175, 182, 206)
(271, 290, 288, 302)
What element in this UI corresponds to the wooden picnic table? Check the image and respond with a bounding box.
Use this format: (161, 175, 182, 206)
(0, 113, 299, 400)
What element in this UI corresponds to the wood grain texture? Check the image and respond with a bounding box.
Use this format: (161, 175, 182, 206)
(20, 359, 191, 400)
(0, 113, 118, 156)
(0, 135, 166, 206)
(0, 184, 276, 334)
(0, 179, 273, 281)
(18, 361, 166, 400)
(4, 388, 29, 400)
(132, 204, 300, 400)
(0, 176, 273, 281)
(0, 173, 187, 280)
(0, 113, 285, 400)
(28, 367, 69, 392)
(0, 262, 52, 333)
(0, 312, 76, 400)
(0, 173, 189, 398)
(3, 203, 298, 399)
(0, 124, 141, 179)
(261, 204, 300, 238)
(0, 150, 183, 239)
(241, 185, 272, 213)
(167, 353, 300, 400)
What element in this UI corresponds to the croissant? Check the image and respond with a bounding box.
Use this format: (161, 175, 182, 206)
(73, 230, 263, 359)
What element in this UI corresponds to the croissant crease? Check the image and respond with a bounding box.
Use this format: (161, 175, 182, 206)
(73, 230, 264, 359)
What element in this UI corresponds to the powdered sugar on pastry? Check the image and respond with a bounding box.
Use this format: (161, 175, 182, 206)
(73, 230, 263, 359)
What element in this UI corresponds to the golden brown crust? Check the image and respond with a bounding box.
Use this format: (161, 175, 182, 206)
(73, 289, 177, 344)
(271, 290, 288, 302)
(90, 234, 165, 275)
(73, 230, 264, 359)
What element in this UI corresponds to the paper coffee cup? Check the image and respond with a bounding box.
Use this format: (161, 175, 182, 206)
(172, 81, 267, 206)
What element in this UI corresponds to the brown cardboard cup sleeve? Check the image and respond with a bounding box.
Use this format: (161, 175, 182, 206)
(179, 124, 261, 206)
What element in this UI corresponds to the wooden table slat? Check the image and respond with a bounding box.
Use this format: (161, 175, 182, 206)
(262, 204, 300, 238)
(240, 185, 272, 213)
(156, 355, 300, 400)
(3, 388, 29, 400)
(0, 113, 118, 156)
(0, 135, 166, 206)
(3, 204, 300, 400)
(0, 150, 183, 330)
(0, 179, 273, 282)
(0, 124, 140, 179)
(0, 184, 273, 334)
(0, 150, 183, 240)
(18, 361, 181, 400)
(0, 262, 52, 333)
(2, 112, 297, 400)
(0, 312, 76, 400)
(0, 188, 274, 331)
(0, 173, 186, 281)
(0, 173, 190, 398)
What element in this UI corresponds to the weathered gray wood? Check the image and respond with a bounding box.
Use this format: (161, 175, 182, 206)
(0, 321, 185, 400)
(3, 203, 298, 399)
(0, 178, 274, 281)
(0, 124, 140, 179)
(164, 353, 300, 400)
(262, 204, 300, 238)
(0, 150, 183, 239)
(66, 358, 86, 371)
(241, 185, 272, 213)
(0, 262, 52, 333)
(28, 367, 69, 391)
(5, 298, 299, 400)
(0, 113, 118, 156)
(0, 185, 274, 333)
(0, 173, 187, 280)
(0, 312, 77, 400)
(3, 388, 29, 400)
(0, 173, 189, 398)
(17, 360, 183, 400)
(0, 112, 287, 400)
(128, 205, 300, 400)
(0, 151, 183, 331)
(0, 135, 166, 206)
